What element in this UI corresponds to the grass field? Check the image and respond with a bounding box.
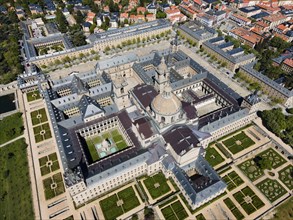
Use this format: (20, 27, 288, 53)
(39, 153, 60, 176)
(278, 165, 293, 190)
(100, 186, 140, 220)
(222, 131, 255, 154)
(223, 198, 244, 220)
(0, 138, 34, 220)
(222, 170, 244, 191)
(205, 147, 225, 167)
(143, 172, 171, 200)
(233, 186, 265, 215)
(27, 90, 41, 102)
(270, 197, 293, 220)
(43, 172, 65, 200)
(33, 123, 52, 143)
(85, 129, 128, 162)
(0, 112, 24, 145)
(31, 108, 48, 126)
(161, 200, 188, 220)
(256, 179, 287, 203)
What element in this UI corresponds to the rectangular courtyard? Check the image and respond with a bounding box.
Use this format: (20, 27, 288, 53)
(85, 128, 128, 162)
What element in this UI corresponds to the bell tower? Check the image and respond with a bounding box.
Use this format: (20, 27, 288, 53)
(154, 56, 170, 93)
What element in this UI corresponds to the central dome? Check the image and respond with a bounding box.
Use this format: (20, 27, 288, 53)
(151, 86, 182, 116)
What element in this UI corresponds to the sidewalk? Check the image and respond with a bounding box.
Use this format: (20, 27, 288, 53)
(0, 134, 24, 148)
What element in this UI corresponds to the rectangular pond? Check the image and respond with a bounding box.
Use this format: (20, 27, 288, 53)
(0, 93, 16, 114)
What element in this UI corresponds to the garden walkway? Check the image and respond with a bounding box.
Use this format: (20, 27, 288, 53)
(0, 134, 24, 148)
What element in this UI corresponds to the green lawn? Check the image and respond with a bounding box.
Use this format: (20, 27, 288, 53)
(278, 165, 293, 190)
(256, 179, 287, 202)
(205, 147, 225, 167)
(222, 131, 255, 154)
(85, 128, 128, 163)
(31, 108, 48, 126)
(143, 172, 171, 200)
(43, 172, 65, 200)
(33, 123, 52, 143)
(0, 138, 34, 220)
(233, 186, 265, 215)
(161, 200, 188, 220)
(222, 171, 244, 191)
(26, 90, 41, 102)
(271, 197, 293, 220)
(39, 153, 60, 176)
(100, 186, 140, 220)
(0, 112, 24, 145)
(223, 198, 244, 220)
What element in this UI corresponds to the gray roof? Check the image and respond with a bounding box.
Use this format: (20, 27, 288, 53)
(162, 155, 226, 206)
(78, 95, 103, 120)
(96, 53, 137, 70)
(203, 38, 255, 64)
(86, 150, 150, 186)
(178, 21, 217, 42)
(200, 108, 249, 133)
(88, 19, 171, 44)
(240, 63, 293, 97)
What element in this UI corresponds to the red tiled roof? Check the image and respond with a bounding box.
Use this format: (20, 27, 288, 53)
(283, 58, 293, 68)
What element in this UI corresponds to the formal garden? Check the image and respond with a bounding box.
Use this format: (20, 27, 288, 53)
(143, 172, 171, 200)
(222, 131, 255, 154)
(238, 148, 286, 181)
(205, 146, 225, 167)
(0, 139, 34, 219)
(256, 179, 287, 203)
(85, 128, 128, 162)
(223, 197, 245, 220)
(233, 186, 265, 215)
(33, 123, 52, 143)
(26, 90, 41, 102)
(99, 186, 140, 220)
(39, 152, 60, 176)
(278, 165, 293, 190)
(43, 172, 65, 200)
(160, 200, 188, 220)
(31, 108, 48, 126)
(222, 171, 244, 191)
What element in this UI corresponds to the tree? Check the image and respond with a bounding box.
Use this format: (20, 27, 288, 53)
(75, 10, 84, 24)
(144, 207, 154, 220)
(90, 23, 97, 34)
(156, 10, 166, 19)
(68, 25, 86, 47)
(56, 9, 68, 33)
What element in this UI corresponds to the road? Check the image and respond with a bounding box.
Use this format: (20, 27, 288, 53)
(180, 46, 251, 97)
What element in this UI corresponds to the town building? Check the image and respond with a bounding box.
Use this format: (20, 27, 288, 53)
(202, 36, 256, 71)
(23, 20, 172, 67)
(281, 58, 293, 73)
(239, 63, 293, 107)
(238, 6, 261, 17)
(229, 13, 252, 26)
(229, 27, 263, 48)
(178, 21, 217, 47)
